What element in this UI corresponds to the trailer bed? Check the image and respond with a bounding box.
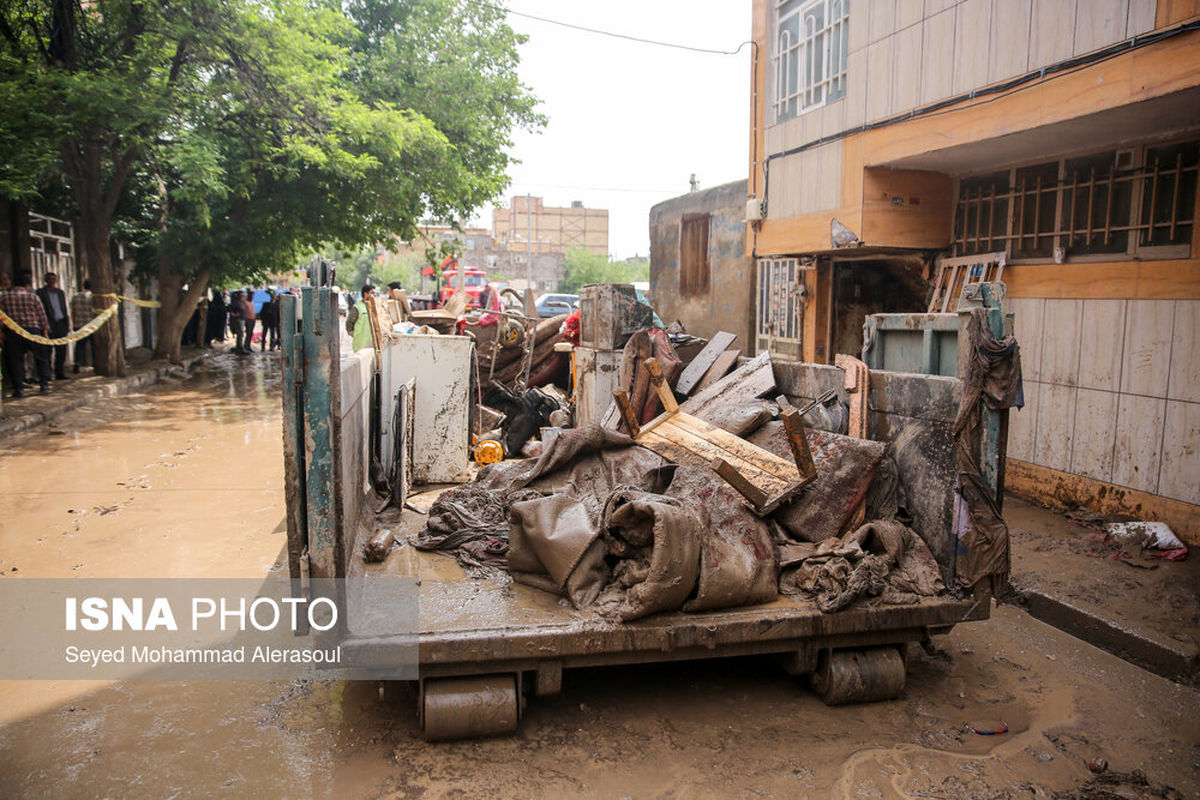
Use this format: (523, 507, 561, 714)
(346, 490, 988, 681)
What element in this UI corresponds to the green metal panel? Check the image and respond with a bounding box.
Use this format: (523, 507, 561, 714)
(300, 287, 344, 579)
(977, 283, 1009, 511)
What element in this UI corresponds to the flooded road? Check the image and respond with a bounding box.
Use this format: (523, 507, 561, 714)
(1, 354, 1198, 799)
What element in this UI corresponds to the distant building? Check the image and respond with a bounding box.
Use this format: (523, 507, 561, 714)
(386, 196, 610, 293)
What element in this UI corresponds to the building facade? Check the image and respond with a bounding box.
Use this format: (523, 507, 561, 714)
(748, 0, 1200, 536)
(649, 180, 756, 348)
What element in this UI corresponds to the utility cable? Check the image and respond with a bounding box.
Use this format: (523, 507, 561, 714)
(467, 0, 752, 55)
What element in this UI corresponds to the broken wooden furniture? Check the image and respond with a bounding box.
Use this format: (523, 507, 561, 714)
(614, 358, 816, 515)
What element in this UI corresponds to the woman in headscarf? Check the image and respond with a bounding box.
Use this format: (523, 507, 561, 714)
(203, 287, 228, 347)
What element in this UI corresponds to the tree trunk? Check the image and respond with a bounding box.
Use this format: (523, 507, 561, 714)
(77, 213, 127, 377)
(153, 265, 211, 363)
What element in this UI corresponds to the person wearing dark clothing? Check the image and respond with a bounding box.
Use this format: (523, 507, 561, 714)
(228, 290, 247, 354)
(1, 273, 52, 396)
(204, 288, 227, 347)
(36, 272, 70, 379)
(259, 289, 280, 351)
(182, 301, 202, 347)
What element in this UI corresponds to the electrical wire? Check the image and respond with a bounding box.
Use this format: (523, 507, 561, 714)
(467, 0, 753, 55)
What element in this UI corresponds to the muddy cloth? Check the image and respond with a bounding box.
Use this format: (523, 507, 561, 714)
(778, 519, 944, 613)
(508, 495, 610, 607)
(749, 421, 886, 542)
(706, 399, 777, 438)
(953, 307, 1023, 592)
(593, 489, 702, 620)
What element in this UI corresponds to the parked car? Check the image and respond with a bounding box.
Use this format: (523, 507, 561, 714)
(535, 292, 578, 318)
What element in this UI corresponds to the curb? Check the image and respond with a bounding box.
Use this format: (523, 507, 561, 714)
(1003, 579, 1199, 686)
(0, 351, 211, 441)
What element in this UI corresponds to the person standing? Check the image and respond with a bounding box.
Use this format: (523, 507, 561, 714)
(1, 272, 52, 396)
(228, 290, 247, 354)
(203, 287, 227, 347)
(259, 289, 280, 351)
(36, 272, 70, 380)
(242, 287, 257, 353)
(69, 280, 93, 373)
(345, 284, 375, 353)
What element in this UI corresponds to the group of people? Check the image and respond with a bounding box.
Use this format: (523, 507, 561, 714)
(188, 286, 284, 354)
(0, 271, 94, 398)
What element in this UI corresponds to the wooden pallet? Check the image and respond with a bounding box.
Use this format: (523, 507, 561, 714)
(614, 359, 817, 515)
(928, 253, 1005, 313)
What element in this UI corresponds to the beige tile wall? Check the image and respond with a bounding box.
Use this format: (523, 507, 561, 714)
(1007, 297, 1200, 504)
(763, 0, 1159, 161)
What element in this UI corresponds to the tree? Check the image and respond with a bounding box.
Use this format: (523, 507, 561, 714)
(559, 247, 650, 293)
(0, 0, 234, 374)
(1, 0, 543, 364)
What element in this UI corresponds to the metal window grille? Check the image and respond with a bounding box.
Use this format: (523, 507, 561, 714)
(774, 0, 848, 123)
(952, 140, 1199, 261)
(757, 258, 803, 342)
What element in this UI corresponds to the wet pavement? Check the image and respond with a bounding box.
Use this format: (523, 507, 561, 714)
(1, 353, 1198, 799)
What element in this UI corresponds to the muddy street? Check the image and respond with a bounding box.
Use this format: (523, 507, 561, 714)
(0, 355, 1197, 799)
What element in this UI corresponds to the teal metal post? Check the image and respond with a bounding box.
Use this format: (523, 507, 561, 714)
(300, 286, 344, 579)
(978, 282, 1008, 511)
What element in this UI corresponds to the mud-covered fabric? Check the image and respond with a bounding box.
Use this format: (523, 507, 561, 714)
(778, 519, 944, 613)
(748, 421, 886, 543)
(953, 307, 1022, 592)
(664, 467, 778, 613)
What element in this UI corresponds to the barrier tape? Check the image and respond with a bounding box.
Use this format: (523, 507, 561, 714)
(0, 302, 120, 346)
(96, 293, 162, 309)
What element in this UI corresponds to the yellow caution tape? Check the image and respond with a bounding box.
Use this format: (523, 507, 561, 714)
(0, 303, 120, 346)
(95, 293, 162, 308)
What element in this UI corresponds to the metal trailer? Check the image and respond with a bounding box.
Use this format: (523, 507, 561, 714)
(280, 287, 1006, 741)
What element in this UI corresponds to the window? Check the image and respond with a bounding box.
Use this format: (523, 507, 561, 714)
(679, 214, 710, 295)
(774, 0, 849, 122)
(952, 140, 1199, 261)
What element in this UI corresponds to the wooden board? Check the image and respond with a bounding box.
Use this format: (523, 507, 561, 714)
(628, 355, 816, 515)
(674, 331, 737, 396)
(678, 351, 775, 421)
(695, 349, 741, 392)
(636, 411, 814, 515)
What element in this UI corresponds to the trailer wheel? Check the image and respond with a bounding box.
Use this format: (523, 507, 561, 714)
(810, 646, 906, 705)
(421, 675, 519, 741)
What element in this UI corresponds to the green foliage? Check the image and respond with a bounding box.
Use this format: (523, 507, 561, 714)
(559, 248, 650, 293)
(0, 0, 543, 300)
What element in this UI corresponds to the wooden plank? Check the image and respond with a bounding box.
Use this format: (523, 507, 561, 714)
(780, 406, 817, 479)
(643, 357, 678, 414)
(613, 390, 640, 438)
(695, 349, 741, 392)
(668, 412, 799, 479)
(638, 427, 792, 498)
(678, 351, 775, 423)
(674, 331, 737, 396)
(711, 458, 770, 509)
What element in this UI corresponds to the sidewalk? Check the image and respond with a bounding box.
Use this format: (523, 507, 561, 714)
(0, 345, 212, 441)
(1003, 495, 1199, 685)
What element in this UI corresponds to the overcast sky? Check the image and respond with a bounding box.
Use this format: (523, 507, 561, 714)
(471, 1, 753, 260)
